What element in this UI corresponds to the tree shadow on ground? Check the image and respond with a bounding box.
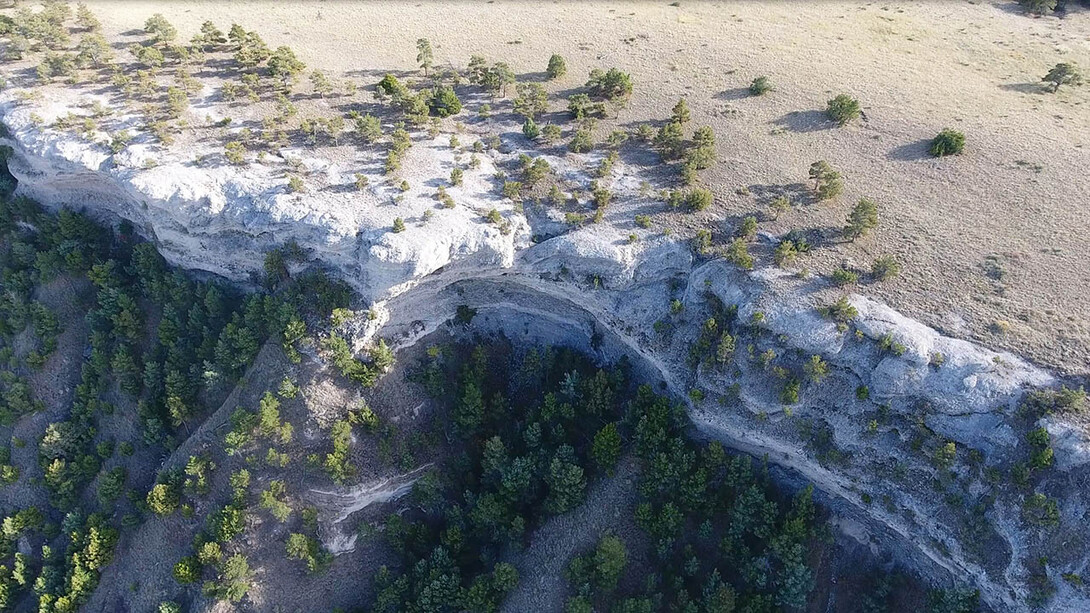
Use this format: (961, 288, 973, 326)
(886, 139, 932, 162)
(344, 68, 417, 81)
(516, 71, 549, 83)
(999, 82, 1046, 95)
(771, 110, 833, 134)
(714, 87, 751, 102)
(320, 183, 357, 195)
(748, 182, 814, 207)
(802, 225, 846, 250)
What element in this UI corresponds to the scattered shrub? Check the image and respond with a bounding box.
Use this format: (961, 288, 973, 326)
(541, 123, 562, 143)
(803, 355, 829, 384)
(843, 198, 879, 240)
(416, 38, 433, 75)
(808, 160, 843, 200)
(831, 267, 858, 286)
(685, 188, 713, 212)
(726, 239, 754, 270)
(224, 141, 246, 165)
(144, 14, 178, 44)
(428, 86, 463, 117)
(569, 129, 593, 153)
(929, 129, 965, 157)
(522, 117, 540, 140)
(514, 83, 549, 119)
(671, 98, 691, 124)
(872, 256, 901, 281)
(749, 76, 772, 96)
(585, 67, 633, 101)
(826, 94, 861, 126)
(774, 240, 798, 267)
(173, 556, 200, 584)
(147, 481, 180, 515)
(737, 215, 757, 238)
(822, 297, 858, 324)
(1042, 61, 1081, 92)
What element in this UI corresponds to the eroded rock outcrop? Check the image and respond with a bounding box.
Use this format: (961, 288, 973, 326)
(3, 93, 1088, 612)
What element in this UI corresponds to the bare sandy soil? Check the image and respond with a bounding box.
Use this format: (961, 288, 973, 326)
(71, 0, 1090, 375)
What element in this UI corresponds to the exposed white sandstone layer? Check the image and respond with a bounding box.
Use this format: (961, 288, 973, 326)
(0, 94, 529, 303)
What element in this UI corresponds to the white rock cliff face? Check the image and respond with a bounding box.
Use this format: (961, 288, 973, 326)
(0, 97, 529, 303)
(3, 98, 1088, 612)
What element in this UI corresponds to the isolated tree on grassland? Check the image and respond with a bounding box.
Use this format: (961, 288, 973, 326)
(1043, 62, 1082, 92)
(416, 38, 433, 76)
(546, 53, 567, 79)
(826, 94, 861, 126)
(844, 198, 879, 240)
